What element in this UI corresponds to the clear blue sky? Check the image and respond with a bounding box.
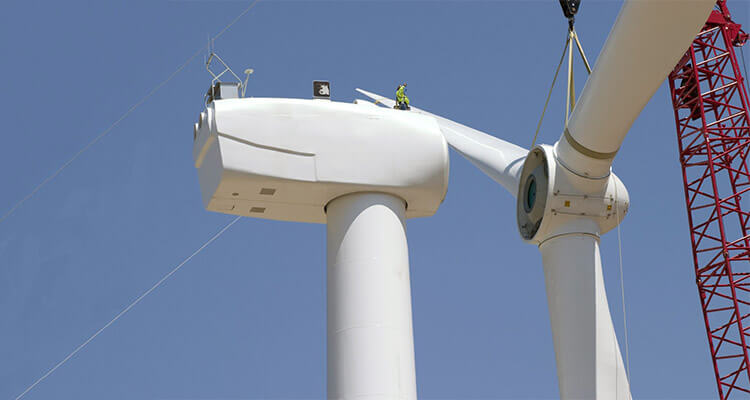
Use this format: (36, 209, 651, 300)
(2, 1, 747, 399)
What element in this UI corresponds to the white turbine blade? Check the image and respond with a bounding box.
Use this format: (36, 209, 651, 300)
(560, 0, 714, 169)
(540, 231, 630, 400)
(356, 88, 527, 195)
(429, 114, 528, 196)
(355, 88, 397, 108)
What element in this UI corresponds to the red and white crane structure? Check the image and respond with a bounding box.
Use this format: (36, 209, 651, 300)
(668, 1, 750, 397)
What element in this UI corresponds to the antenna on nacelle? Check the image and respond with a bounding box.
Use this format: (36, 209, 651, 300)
(242, 68, 254, 96)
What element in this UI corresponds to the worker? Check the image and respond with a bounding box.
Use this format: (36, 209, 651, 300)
(395, 83, 410, 110)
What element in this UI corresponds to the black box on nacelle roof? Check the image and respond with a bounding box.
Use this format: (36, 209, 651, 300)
(206, 82, 240, 104)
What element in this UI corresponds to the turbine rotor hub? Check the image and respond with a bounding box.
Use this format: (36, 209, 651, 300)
(516, 145, 629, 244)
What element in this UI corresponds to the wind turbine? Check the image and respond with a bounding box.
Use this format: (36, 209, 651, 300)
(359, 1, 716, 398)
(192, 87, 449, 399)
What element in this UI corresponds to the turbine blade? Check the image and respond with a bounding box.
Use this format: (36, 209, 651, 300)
(539, 231, 631, 400)
(356, 88, 528, 196)
(558, 0, 715, 176)
(427, 113, 528, 196)
(355, 88, 397, 108)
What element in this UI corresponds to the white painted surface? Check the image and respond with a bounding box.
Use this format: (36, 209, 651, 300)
(326, 193, 417, 400)
(193, 97, 449, 223)
(557, 0, 715, 177)
(356, 88, 528, 195)
(540, 229, 631, 400)
(518, 145, 630, 243)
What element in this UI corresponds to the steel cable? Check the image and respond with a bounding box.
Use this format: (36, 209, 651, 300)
(615, 181, 632, 394)
(0, 0, 262, 227)
(531, 31, 570, 148)
(14, 216, 242, 400)
(12, 0, 262, 397)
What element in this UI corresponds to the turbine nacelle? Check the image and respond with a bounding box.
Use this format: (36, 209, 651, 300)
(193, 97, 449, 223)
(516, 144, 629, 244)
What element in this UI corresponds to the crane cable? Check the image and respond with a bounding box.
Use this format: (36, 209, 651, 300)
(0, 0, 262, 227)
(531, 31, 569, 148)
(615, 184, 632, 396)
(14, 216, 242, 400)
(740, 46, 750, 94)
(531, 27, 591, 148)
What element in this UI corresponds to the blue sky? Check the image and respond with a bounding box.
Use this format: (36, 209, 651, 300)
(2, 0, 748, 399)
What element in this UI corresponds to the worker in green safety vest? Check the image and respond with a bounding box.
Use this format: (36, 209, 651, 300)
(395, 83, 410, 110)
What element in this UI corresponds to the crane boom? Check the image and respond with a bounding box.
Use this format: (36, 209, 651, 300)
(668, 1, 750, 397)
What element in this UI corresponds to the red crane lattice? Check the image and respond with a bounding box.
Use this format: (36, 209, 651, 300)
(668, 1, 750, 397)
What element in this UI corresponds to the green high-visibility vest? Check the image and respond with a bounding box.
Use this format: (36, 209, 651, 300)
(396, 86, 409, 104)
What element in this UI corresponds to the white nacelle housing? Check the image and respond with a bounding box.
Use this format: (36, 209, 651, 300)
(193, 98, 449, 223)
